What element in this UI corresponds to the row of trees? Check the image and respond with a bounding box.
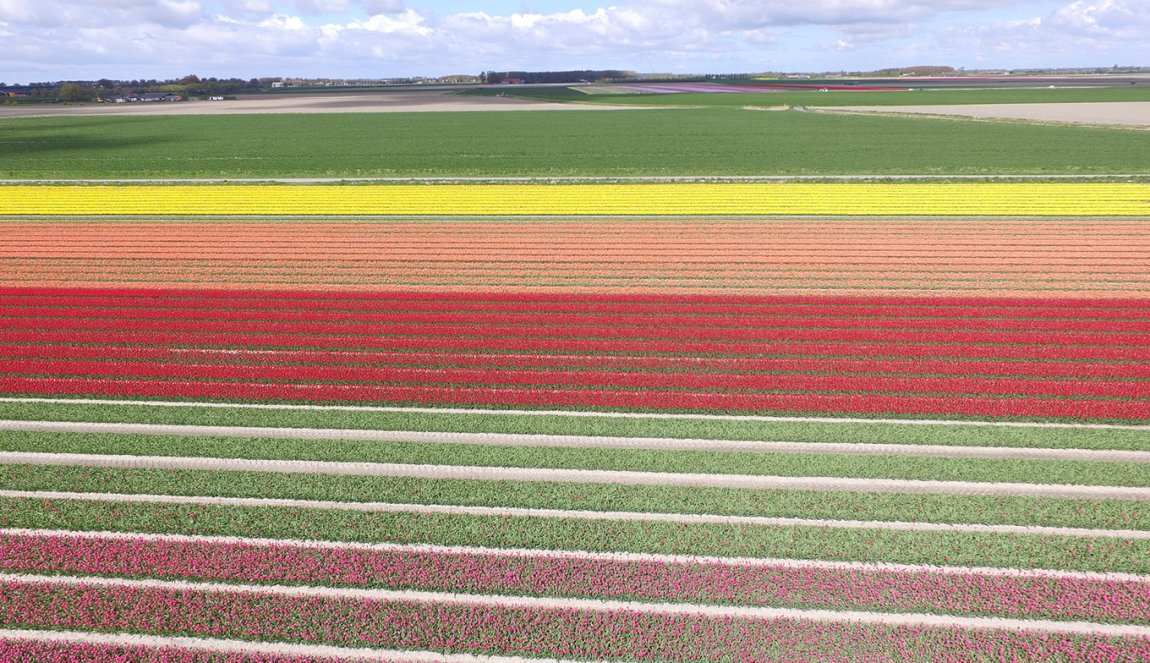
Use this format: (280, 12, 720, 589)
(6, 75, 286, 101)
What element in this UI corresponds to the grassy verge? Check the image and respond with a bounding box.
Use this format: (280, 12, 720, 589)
(1, 497, 1142, 573)
(2, 465, 1144, 530)
(3, 430, 1146, 487)
(3, 401, 1146, 451)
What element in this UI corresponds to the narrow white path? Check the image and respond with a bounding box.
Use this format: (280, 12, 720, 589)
(5, 451, 1147, 501)
(4, 397, 1147, 430)
(6, 573, 1150, 638)
(6, 528, 1145, 582)
(5, 419, 1147, 462)
(2, 489, 1143, 540)
(0, 628, 606, 663)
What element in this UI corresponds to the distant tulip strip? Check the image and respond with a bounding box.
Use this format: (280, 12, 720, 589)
(3, 578, 1149, 662)
(3, 532, 1146, 624)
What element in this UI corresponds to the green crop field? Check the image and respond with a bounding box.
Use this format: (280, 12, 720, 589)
(3, 104, 1149, 179)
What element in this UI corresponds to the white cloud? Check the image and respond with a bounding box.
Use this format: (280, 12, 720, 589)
(346, 8, 429, 34)
(1047, 0, 1150, 38)
(639, 0, 1017, 28)
(358, 0, 403, 13)
(290, 0, 348, 15)
(937, 0, 1150, 63)
(3, 0, 1149, 83)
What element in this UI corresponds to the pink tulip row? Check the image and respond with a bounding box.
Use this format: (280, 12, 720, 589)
(5, 313, 1144, 346)
(6, 375, 1150, 418)
(6, 358, 1146, 399)
(5, 329, 1147, 361)
(2, 533, 1146, 623)
(6, 290, 1143, 319)
(3, 579, 1147, 662)
(5, 285, 1145, 309)
(5, 343, 1148, 378)
(11, 304, 1149, 333)
(0, 638, 345, 662)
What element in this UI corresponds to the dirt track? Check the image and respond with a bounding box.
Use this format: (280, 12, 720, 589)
(822, 102, 1150, 127)
(0, 91, 633, 118)
(5, 92, 1147, 127)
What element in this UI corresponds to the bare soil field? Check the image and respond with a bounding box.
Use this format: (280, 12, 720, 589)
(0, 90, 633, 118)
(821, 101, 1150, 127)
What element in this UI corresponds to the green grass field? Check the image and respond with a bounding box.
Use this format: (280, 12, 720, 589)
(3, 105, 1149, 178)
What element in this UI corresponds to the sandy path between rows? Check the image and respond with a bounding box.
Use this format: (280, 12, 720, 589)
(9, 574, 1149, 638)
(3, 420, 1145, 463)
(3, 489, 1139, 539)
(820, 101, 1150, 127)
(0, 91, 634, 118)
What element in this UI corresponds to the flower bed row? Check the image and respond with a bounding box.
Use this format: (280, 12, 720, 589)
(3, 577, 1148, 662)
(4, 358, 1146, 399)
(5, 376, 1149, 418)
(11, 305, 1150, 333)
(7, 314, 1146, 346)
(6, 344, 1147, 379)
(5, 183, 1149, 215)
(7, 329, 1148, 362)
(3, 532, 1146, 623)
(5, 295, 1150, 317)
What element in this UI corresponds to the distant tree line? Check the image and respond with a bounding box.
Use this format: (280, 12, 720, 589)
(482, 70, 638, 84)
(3, 75, 283, 102)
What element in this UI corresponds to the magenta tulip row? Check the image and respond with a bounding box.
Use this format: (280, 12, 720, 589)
(5, 358, 1146, 399)
(5, 343, 1148, 379)
(6, 375, 1149, 418)
(0, 638, 346, 663)
(11, 303, 1149, 333)
(3, 579, 1148, 662)
(3, 533, 1146, 623)
(5, 329, 1147, 362)
(5, 313, 1145, 346)
(6, 285, 1146, 310)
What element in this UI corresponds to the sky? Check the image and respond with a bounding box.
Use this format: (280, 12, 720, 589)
(1, 0, 1147, 84)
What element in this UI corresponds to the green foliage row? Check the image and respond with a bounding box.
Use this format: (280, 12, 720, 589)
(3, 400, 1146, 451)
(3, 464, 1143, 531)
(2, 496, 1143, 573)
(3, 105, 1149, 178)
(2, 429, 1145, 487)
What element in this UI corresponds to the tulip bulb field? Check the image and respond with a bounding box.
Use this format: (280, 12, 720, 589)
(2, 125, 1150, 658)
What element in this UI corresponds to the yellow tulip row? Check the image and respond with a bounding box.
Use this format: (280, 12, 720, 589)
(3, 183, 1148, 216)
